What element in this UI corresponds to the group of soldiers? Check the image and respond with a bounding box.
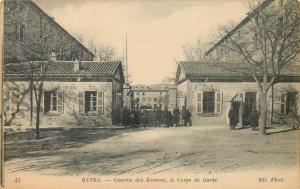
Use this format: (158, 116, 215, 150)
(228, 105, 260, 130)
(115, 106, 192, 128)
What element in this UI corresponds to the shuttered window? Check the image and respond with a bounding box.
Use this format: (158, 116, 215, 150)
(97, 92, 104, 113)
(79, 91, 104, 114)
(79, 92, 85, 113)
(281, 92, 297, 115)
(57, 91, 64, 113)
(197, 91, 223, 114)
(280, 93, 287, 114)
(215, 92, 222, 114)
(44, 91, 64, 113)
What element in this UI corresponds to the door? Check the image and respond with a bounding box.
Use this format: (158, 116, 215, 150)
(243, 92, 257, 126)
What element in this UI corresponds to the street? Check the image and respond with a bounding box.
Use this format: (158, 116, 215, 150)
(4, 126, 300, 176)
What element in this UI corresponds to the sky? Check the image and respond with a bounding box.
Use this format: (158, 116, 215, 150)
(34, 0, 250, 85)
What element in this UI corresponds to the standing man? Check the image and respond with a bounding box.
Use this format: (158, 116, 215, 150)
(173, 107, 180, 127)
(228, 106, 236, 130)
(184, 109, 193, 127)
(250, 108, 259, 130)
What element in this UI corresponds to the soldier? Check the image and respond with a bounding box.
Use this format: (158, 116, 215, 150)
(155, 106, 162, 127)
(173, 107, 180, 126)
(184, 108, 192, 127)
(228, 106, 236, 130)
(250, 108, 259, 130)
(122, 106, 129, 127)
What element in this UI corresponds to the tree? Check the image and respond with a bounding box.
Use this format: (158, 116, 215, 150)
(182, 40, 210, 62)
(210, 0, 300, 134)
(88, 40, 122, 61)
(3, 1, 74, 138)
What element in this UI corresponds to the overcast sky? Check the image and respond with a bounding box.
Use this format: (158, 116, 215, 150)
(34, 0, 250, 85)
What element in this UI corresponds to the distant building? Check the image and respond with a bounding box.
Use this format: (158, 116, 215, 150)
(3, 0, 94, 63)
(3, 61, 125, 127)
(131, 84, 176, 110)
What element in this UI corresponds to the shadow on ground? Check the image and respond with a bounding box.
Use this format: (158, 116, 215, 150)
(4, 127, 133, 161)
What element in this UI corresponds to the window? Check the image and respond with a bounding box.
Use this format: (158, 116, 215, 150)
(281, 92, 297, 115)
(142, 98, 146, 102)
(44, 91, 64, 113)
(16, 23, 26, 43)
(136, 92, 139, 96)
(154, 98, 157, 102)
(5, 91, 18, 115)
(148, 98, 152, 102)
(79, 91, 104, 114)
(203, 91, 215, 113)
(197, 91, 222, 114)
(142, 92, 145, 96)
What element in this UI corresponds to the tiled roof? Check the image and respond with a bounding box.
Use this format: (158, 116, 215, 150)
(178, 61, 300, 78)
(4, 60, 122, 77)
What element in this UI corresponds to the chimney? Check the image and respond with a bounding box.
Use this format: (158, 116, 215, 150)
(74, 60, 80, 72)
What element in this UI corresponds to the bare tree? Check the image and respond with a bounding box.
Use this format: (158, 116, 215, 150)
(4, 1, 72, 139)
(88, 39, 123, 61)
(182, 40, 211, 62)
(210, 0, 300, 134)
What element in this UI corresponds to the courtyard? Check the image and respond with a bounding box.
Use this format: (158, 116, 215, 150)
(4, 125, 300, 176)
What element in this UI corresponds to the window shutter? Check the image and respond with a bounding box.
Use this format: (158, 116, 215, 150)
(79, 92, 85, 113)
(197, 92, 203, 113)
(57, 91, 64, 113)
(280, 92, 287, 114)
(40, 91, 44, 113)
(97, 92, 104, 114)
(215, 92, 222, 114)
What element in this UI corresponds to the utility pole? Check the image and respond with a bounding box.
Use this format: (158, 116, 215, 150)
(125, 32, 129, 84)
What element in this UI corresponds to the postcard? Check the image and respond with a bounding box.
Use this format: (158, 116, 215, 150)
(1, 0, 300, 188)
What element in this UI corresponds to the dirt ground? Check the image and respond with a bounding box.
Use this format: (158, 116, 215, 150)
(4, 126, 300, 176)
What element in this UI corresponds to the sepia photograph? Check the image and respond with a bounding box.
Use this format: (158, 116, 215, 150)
(0, 0, 300, 188)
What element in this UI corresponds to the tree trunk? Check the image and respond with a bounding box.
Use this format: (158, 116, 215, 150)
(271, 84, 274, 123)
(259, 91, 268, 135)
(30, 81, 33, 126)
(35, 91, 42, 139)
(36, 106, 40, 139)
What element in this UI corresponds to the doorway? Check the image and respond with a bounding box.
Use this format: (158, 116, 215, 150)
(243, 92, 257, 126)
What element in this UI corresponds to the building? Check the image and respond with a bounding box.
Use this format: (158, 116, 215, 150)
(175, 61, 300, 126)
(131, 84, 177, 110)
(176, 0, 300, 126)
(3, 61, 125, 127)
(205, 0, 300, 64)
(4, 0, 94, 63)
